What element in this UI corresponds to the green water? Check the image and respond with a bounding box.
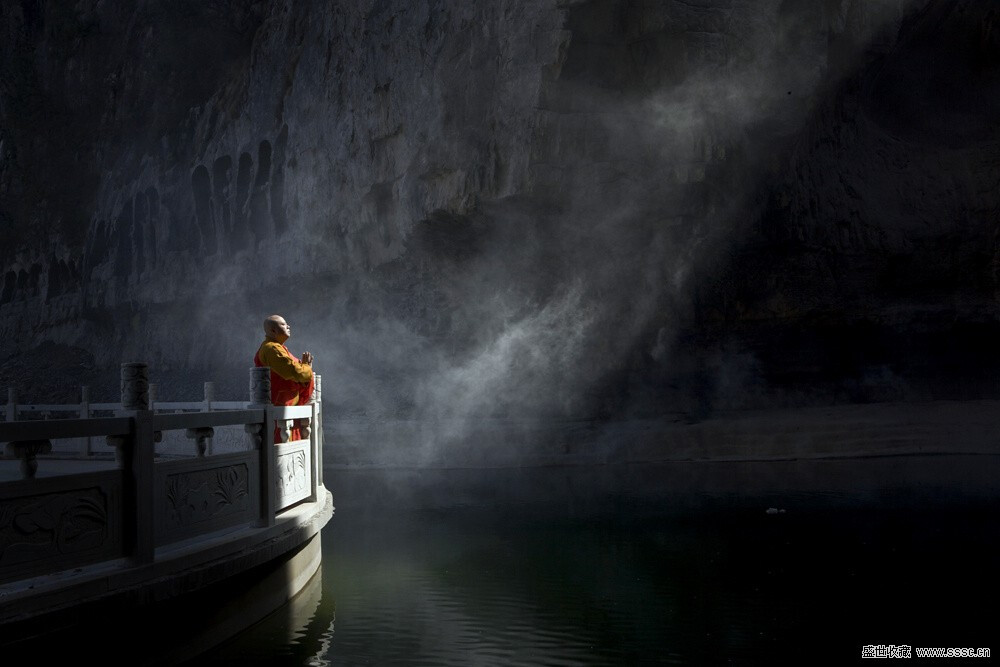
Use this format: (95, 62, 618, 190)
(191, 457, 999, 665)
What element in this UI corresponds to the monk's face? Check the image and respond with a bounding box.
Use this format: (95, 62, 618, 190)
(267, 316, 291, 343)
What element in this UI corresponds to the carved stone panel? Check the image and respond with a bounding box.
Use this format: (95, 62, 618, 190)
(0, 473, 123, 584)
(156, 452, 259, 546)
(276, 441, 311, 511)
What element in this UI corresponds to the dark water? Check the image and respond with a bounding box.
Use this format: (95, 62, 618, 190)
(189, 456, 998, 666)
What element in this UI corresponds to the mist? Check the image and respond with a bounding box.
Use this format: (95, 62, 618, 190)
(5, 0, 989, 466)
(266, 0, 920, 461)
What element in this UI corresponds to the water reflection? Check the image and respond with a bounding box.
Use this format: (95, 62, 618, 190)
(193, 456, 1000, 665)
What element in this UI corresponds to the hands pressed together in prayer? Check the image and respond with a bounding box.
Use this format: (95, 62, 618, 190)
(302, 351, 314, 366)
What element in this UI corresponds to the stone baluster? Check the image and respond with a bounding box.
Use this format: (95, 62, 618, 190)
(185, 427, 215, 457)
(4, 439, 52, 479)
(106, 434, 128, 466)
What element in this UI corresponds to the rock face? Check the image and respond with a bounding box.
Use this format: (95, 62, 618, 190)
(2, 0, 999, 422)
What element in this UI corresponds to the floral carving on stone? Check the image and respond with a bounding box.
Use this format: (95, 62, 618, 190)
(214, 466, 249, 506)
(164, 464, 250, 529)
(276, 450, 307, 501)
(0, 489, 109, 568)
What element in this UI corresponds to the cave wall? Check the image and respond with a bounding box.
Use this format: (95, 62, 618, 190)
(689, 0, 1000, 408)
(2, 0, 998, 416)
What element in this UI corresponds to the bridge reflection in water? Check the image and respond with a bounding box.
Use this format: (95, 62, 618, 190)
(194, 455, 999, 665)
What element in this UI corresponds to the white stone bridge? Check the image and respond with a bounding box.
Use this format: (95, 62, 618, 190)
(0, 364, 333, 661)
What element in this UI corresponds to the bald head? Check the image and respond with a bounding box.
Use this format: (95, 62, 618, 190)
(264, 314, 291, 342)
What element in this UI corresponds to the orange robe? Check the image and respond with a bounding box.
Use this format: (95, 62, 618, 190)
(254, 340, 314, 441)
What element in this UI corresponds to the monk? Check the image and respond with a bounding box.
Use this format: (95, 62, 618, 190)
(254, 314, 314, 442)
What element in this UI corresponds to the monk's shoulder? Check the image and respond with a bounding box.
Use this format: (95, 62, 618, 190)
(259, 340, 288, 358)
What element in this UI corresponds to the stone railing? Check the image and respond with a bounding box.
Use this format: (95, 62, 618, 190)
(3, 372, 327, 456)
(0, 363, 325, 585)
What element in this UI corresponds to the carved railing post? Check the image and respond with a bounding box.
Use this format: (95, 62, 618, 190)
(309, 401, 318, 502)
(203, 381, 215, 411)
(6, 387, 16, 422)
(117, 362, 155, 565)
(148, 383, 157, 411)
(120, 362, 150, 411)
(313, 374, 323, 487)
(249, 367, 271, 406)
(4, 439, 52, 479)
(79, 385, 92, 457)
(247, 366, 270, 450)
(250, 367, 275, 527)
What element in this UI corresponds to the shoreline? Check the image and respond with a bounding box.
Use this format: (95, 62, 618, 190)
(323, 398, 1000, 467)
